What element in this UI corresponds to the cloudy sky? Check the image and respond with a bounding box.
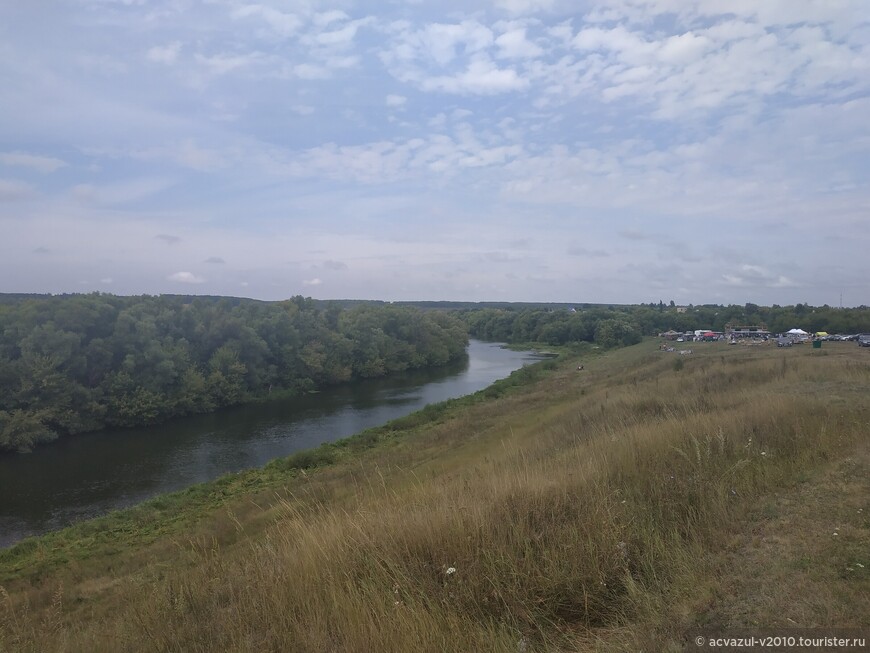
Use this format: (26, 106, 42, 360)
(1, 1, 868, 305)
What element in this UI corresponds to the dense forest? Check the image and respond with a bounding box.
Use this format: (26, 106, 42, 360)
(461, 306, 643, 348)
(0, 294, 467, 453)
(3, 293, 868, 454)
(460, 302, 870, 347)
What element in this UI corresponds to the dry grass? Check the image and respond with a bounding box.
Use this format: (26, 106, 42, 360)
(693, 441, 870, 630)
(2, 341, 869, 652)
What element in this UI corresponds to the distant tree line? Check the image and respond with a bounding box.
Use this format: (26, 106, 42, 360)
(646, 302, 870, 335)
(462, 307, 643, 348)
(0, 294, 468, 453)
(460, 302, 870, 348)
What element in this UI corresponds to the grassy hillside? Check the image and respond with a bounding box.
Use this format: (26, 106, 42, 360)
(1, 340, 868, 651)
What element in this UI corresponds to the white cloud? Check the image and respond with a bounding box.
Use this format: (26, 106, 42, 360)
(175, 140, 225, 171)
(231, 5, 302, 37)
(381, 20, 496, 76)
(428, 113, 447, 128)
(0, 152, 67, 173)
(386, 94, 407, 107)
(1, 0, 867, 305)
(123, 141, 227, 172)
(195, 52, 263, 76)
(601, 0, 865, 36)
(303, 277, 322, 286)
(0, 179, 36, 200)
(315, 23, 362, 48)
(494, 0, 556, 15)
(424, 21, 494, 64)
(146, 41, 182, 64)
(294, 63, 331, 79)
(283, 128, 525, 183)
(72, 178, 175, 205)
(559, 15, 870, 118)
(656, 32, 712, 65)
(167, 271, 206, 284)
(722, 265, 797, 288)
(320, 55, 360, 70)
(313, 11, 350, 28)
(495, 28, 544, 59)
(421, 56, 529, 94)
(572, 25, 655, 62)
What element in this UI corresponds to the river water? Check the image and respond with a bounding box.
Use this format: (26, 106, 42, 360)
(0, 340, 545, 548)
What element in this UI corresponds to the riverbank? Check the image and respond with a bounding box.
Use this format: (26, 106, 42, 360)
(2, 340, 868, 651)
(0, 340, 540, 548)
(0, 347, 563, 576)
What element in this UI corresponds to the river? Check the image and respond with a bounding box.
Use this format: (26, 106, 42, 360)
(0, 340, 546, 548)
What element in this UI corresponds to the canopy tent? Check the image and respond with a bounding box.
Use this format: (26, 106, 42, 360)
(815, 331, 829, 337)
(787, 328, 809, 335)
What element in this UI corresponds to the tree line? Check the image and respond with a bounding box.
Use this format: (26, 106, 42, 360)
(649, 302, 870, 335)
(4, 293, 866, 453)
(0, 294, 468, 453)
(460, 302, 870, 348)
(461, 307, 643, 348)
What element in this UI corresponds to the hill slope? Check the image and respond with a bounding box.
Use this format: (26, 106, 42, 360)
(1, 340, 868, 651)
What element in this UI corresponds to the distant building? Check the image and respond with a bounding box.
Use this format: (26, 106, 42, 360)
(675, 306, 688, 313)
(725, 324, 771, 338)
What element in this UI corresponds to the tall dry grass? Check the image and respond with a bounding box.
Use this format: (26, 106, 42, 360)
(2, 344, 868, 652)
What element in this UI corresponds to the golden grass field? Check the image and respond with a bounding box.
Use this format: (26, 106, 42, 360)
(1, 339, 868, 652)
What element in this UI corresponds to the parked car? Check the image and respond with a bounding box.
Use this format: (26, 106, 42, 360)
(858, 334, 870, 347)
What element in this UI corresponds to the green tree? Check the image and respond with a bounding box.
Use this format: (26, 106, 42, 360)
(594, 319, 641, 348)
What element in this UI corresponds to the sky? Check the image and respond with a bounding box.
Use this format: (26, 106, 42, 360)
(1, 0, 868, 306)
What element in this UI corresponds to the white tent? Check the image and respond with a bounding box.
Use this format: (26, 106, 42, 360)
(787, 328, 809, 335)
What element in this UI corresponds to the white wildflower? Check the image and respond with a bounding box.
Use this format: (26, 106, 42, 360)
(616, 541, 628, 560)
(445, 567, 456, 576)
